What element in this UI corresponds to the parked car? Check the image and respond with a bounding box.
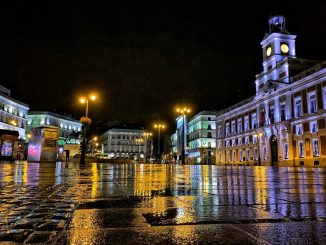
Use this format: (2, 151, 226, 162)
(94, 153, 110, 159)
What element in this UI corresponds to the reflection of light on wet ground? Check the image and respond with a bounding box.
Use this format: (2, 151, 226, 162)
(91, 163, 99, 198)
(1, 162, 326, 244)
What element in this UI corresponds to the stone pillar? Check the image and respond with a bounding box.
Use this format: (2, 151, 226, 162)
(274, 97, 280, 122)
(286, 94, 292, 120)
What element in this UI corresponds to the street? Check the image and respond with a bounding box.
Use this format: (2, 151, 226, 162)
(0, 162, 326, 244)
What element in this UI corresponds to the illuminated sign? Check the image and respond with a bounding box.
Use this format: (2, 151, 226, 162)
(1, 141, 13, 157)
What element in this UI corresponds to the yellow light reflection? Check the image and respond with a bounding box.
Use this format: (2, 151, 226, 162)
(91, 164, 99, 198)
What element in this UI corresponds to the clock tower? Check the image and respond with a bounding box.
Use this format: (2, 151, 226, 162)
(255, 16, 297, 94)
(260, 15, 296, 73)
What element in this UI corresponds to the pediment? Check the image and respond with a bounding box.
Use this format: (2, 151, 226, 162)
(254, 80, 288, 101)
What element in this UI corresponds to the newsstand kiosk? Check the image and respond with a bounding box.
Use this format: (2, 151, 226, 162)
(27, 126, 59, 162)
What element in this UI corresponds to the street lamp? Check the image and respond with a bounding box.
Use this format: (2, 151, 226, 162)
(176, 107, 191, 164)
(11, 120, 17, 130)
(143, 132, 153, 163)
(154, 124, 165, 162)
(135, 137, 144, 163)
(253, 132, 263, 166)
(79, 94, 97, 165)
(92, 136, 98, 155)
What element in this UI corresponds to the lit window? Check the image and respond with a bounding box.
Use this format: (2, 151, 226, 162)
(298, 141, 304, 158)
(239, 150, 243, 162)
(232, 139, 236, 147)
(312, 139, 319, 156)
(231, 121, 236, 135)
(233, 151, 236, 162)
(227, 151, 230, 163)
(245, 136, 249, 145)
(263, 147, 267, 160)
(238, 118, 242, 133)
(269, 105, 275, 124)
(296, 124, 303, 136)
(251, 114, 257, 129)
(218, 142, 221, 150)
(308, 93, 317, 113)
(294, 97, 302, 117)
(254, 148, 258, 160)
(280, 103, 286, 121)
(217, 125, 221, 139)
(226, 123, 230, 136)
(310, 121, 317, 133)
(238, 138, 242, 146)
(244, 116, 249, 132)
(284, 143, 288, 159)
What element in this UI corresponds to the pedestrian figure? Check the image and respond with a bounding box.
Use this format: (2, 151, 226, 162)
(65, 150, 70, 162)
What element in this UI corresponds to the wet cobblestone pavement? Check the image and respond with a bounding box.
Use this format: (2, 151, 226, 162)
(0, 162, 326, 244)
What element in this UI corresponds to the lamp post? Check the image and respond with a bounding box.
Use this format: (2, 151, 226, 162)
(136, 137, 144, 163)
(253, 132, 263, 166)
(79, 94, 97, 165)
(154, 124, 165, 162)
(144, 132, 152, 163)
(92, 136, 98, 155)
(176, 107, 191, 164)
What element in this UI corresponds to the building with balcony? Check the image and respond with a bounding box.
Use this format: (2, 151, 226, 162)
(216, 16, 326, 167)
(0, 85, 29, 140)
(188, 111, 216, 164)
(100, 128, 147, 161)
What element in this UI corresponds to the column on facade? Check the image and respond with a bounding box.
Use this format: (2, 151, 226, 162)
(264, 102, 269, 125)
(256, 105, 260, 128)
(274, 96, 280, 123)
(286, 93, 292, 120)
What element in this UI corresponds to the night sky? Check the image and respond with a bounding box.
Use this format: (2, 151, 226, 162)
(1, 1, 326, 132)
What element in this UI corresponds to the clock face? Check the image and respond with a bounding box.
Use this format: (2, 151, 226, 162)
(281, 43, 289, 54)
(266, 47, 272, 57)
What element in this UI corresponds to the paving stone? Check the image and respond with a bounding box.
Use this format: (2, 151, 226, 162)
(25, 231, 57, 243)
(37, 220, 66, 231)
(0, 229, 32, 243)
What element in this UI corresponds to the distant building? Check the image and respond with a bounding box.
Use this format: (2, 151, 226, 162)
(170, 132, 177, 155)
(0, 85, 29, 139)
(26, 111, 82, 157)
(188, 111, 217, 164)
(170, 111, 216, 164)
(100, 128, 147, 161)
(216, 16, 326, 167)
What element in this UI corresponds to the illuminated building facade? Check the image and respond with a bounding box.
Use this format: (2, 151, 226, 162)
(0, 85, 29, 139)
(188, 111, 216, 164)
(26, 111, 82, 157)
(170, 132, 177, 155)
(170, 111, 216, 164)
(100, 128, 147, 160)
(216, 16, 326, 167)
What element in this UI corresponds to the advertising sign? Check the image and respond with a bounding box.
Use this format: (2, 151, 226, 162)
(1, 141, 13, 157)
